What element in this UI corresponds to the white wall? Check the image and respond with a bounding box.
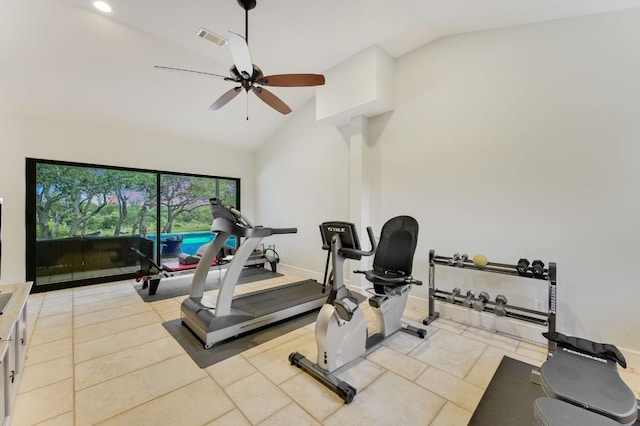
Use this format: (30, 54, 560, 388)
(0, 110, 254, 284)
(255, 9, 640, 358)
(254, 100, 349, 280)
(380, 9, 640, 351)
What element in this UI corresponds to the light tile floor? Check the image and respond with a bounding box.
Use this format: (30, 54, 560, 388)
(11, 273, 640, 426)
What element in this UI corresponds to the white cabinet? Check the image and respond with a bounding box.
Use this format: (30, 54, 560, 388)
(0, 283, 32, 426)
(0, 343, 7, 421)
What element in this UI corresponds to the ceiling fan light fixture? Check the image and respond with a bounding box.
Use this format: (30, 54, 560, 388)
(93, 1, 112, 13)
(197, 28, 228, 47)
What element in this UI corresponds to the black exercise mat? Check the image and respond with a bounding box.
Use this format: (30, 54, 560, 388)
(134, 267, 282, 302)
(469, 356, 545, 426)
(471, 356, 640, 426)
(162, 309, 319, 368)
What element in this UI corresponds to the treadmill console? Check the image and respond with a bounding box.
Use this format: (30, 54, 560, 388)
(320, 221, 362, 260)
(209, 198, 239, 223)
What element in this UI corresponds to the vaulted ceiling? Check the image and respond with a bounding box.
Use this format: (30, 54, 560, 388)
(3, 0, 640, 151)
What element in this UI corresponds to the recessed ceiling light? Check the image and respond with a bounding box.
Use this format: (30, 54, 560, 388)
(93, 1, 112, 13)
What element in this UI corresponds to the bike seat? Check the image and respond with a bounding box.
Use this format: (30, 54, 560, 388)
(363, 270, 410, 287)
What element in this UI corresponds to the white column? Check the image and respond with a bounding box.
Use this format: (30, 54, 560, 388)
(349, 115, 371, 289)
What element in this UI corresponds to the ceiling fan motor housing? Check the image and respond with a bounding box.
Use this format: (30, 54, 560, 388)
(237, 0, 257, 11)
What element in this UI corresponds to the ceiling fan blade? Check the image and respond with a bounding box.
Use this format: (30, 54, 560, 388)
(209, 87, 242, 110)
(228, 32, 253, 79)
(252, 86, 292, 114)
(259, 74, 325, 87)
(154, 65, 233, 81)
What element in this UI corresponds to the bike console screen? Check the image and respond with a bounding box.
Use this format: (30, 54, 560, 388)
(320, 221, 361, 258)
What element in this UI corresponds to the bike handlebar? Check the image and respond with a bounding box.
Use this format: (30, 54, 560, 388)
(338, 226, 377, 258)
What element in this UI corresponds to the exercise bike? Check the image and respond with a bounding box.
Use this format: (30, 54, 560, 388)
(289, 216, 426, 403)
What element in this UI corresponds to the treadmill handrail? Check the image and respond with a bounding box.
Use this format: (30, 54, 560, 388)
(214, 233, 266, 317)
(190, 229, 232, 298)
(271, 227, 297, 235)
(212, 217, 297, 238)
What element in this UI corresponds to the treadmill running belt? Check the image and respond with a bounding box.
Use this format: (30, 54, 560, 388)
(231, 279, 324, 317)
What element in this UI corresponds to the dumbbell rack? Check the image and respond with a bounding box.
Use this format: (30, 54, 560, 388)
(422, 249, 557, 353)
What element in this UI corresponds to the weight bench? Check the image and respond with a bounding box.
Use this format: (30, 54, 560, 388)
(534, 331, 638, 425)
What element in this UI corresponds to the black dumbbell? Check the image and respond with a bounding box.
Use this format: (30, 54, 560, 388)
(447, 287, 461, 303)
(495, 295, 508, 316)
(463, 290, 475, 308)
(448, 253, 461, 266)
(516, 258, 530, 275)
(473, 291, 490, 311)
(531, 260, 545, 278)
(458, 253, 469, 267)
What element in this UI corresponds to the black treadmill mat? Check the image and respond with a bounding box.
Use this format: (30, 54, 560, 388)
(469, 356, 545, 426)
(162, 309, 319, 369)
(134, 267, 283, 302)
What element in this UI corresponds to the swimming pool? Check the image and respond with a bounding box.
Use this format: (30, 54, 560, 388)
(147, 231, 237, 256)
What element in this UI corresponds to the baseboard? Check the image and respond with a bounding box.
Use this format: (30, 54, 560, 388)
(407, 295, 640, 373)
(274, 273, 640, 374)
(622, 348, 640, 375)
(407, 295, 547, 346)
(277, 264, 324, 283)
(277, 264, 370, 291)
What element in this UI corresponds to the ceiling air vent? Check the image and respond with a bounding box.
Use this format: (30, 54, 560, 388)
(197, 28, 228, 47)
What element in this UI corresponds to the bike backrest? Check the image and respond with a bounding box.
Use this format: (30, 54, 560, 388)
(372, 215, 419, 276)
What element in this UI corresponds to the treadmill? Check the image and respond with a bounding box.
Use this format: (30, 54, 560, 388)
(181, 198, 325, 349)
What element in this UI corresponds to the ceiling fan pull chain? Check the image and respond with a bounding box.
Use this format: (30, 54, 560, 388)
(246, 93, 249, 121)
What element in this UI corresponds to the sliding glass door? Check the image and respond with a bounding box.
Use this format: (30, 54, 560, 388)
(26, 159, 240, 293)
(155, 174, 236, 267)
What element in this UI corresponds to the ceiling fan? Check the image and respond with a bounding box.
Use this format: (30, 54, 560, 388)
(155, 0, 325, 117)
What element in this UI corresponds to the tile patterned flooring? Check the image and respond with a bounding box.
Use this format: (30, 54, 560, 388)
(12, 273, 640, 425)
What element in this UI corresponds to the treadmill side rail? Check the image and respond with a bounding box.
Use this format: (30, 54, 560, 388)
(181, 280, 324, 349)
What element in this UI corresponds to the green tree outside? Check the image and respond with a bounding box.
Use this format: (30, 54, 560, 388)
(35, 163, 238, 240)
